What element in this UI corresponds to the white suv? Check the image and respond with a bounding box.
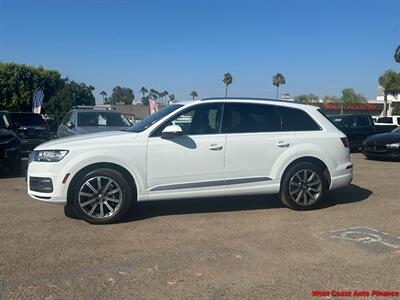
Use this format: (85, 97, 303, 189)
(27, 98, 353, 224)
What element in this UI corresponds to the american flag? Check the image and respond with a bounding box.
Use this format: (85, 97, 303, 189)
(32, 88, 44, 114)
(149, 99, 159, 115)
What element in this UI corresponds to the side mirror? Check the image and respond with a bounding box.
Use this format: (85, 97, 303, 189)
(161, 125, 183, 139)
(66, 122, 74, 129)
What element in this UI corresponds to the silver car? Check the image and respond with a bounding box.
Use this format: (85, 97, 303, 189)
(57, 108, 132, 138)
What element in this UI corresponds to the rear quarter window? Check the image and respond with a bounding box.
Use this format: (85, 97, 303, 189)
(377, 117, 393, 124)
(277, 107, 320, 131)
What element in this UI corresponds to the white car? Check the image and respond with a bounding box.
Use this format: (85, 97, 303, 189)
(374, 115, 400, 126)
(27, 98, 353, 224)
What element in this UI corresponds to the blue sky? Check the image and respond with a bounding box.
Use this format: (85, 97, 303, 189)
(1, 0, 399, 103)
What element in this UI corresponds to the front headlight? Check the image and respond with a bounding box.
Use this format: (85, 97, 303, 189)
(386, 143, 400, 149)
(33, 150, 69, 162)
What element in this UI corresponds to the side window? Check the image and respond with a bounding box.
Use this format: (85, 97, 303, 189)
(397, 117, 400, 125)
(356, 116, 372, 127)
(61, 112, 73, 125)
(277, 107, 320, 131)
(152, 103, 223, 136)
(377, 117, 393, 124)
(222, 103, 281, 133)
(342, 116, 356, 128)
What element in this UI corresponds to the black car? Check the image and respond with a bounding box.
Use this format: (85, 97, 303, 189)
(9, 112, 51, 156)
(0, 111, 22, 173)
(362, 127, 400, 160)
(328, 114, 377, 151)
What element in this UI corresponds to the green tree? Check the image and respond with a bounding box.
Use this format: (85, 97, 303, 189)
(190, 90, 198, 99)
(378, 70, 400, 117)
(149, 89, 158, 100)
(46, 79, 95, 121)
(294, 93, 319, 104)
(321, 95, 338, 105)
(223, 73, 233, 98)
(100, 91, 107, 103)
(339, 88, 367, 114)
(394, 45, 400, 63)
(168, 94, 176, 103)
(0, 62, 62, 112)
(272, 73, 286, 99)
(107, 86, 135, 105)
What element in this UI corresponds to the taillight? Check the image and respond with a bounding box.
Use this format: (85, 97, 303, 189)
(340, 137, 349, 148)
(42, 123, 49, 129)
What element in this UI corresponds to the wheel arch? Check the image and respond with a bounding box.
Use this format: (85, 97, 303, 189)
(280, 156, 331, 188)
(66, 162, 137, 206)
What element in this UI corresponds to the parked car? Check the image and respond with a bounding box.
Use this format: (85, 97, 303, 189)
(27, 98, 353, 224)
(57, 108, 132, 138)
(328, 114, 377, 151)
(9, 112, 51, 156)
(328, 114, 397, 151)
(374, 115, 400, 126)
(0, 111, 21, 174)
(361, 127, 400, 160)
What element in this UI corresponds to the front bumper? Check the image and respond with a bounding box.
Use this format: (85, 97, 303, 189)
(27, 161, 68, 204)
(362, 145, 400, 160)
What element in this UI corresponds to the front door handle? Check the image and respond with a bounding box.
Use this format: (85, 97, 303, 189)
(277, 141, 290, 147)
(209, 144, 223, 151)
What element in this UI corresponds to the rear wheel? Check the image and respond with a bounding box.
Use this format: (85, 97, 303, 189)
(279, 162, 328, 210)
(72, 168, 134, 224)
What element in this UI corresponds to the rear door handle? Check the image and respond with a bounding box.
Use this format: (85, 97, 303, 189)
(209, 144, 223, 151)
(277, 141, 290, 147)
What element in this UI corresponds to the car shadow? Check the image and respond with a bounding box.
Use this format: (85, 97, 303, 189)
(0, 159, 27, 179)
(122, 184, 372, 223)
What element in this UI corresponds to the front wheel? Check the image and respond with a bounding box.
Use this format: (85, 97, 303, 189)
(72, 168, 134, 224)
(279, 162, 328, 210)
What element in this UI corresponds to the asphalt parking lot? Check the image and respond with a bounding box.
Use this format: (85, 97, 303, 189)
(0, 153, 399, 300)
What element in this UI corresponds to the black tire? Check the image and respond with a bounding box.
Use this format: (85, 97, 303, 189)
(279, 162, 328, 210)
(72, 168, 134, 224)
(64, 205, 80, 219)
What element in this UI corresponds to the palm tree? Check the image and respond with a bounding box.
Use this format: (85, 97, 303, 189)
(190, 90, 198, 99)
(223, 73, 233, 98)
(339, 88, 367, 114)
(379, 70, 400, 117)
(272, 73, 286, 99)
(394, 45, 400, 63)
(168, 94, 176, 103)
(140, 86, 148, 98)
(100, 91, 107, 104)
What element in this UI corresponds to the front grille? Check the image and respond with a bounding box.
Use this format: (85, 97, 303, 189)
(366, 144, 387, 153)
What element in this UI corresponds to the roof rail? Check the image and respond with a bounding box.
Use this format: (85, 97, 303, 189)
(201, 97, 301, 104)
(72, 105, 116, 110)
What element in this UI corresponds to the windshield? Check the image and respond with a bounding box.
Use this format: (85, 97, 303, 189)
(77, 111, 131, 127)
(11, 113, 45, 126)
(392, 127, 400, 133)
(127, 104, 184, 133)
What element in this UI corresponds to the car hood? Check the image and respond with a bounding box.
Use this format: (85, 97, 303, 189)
(365, 132, 400, 144)
(36, 130, 138, 150)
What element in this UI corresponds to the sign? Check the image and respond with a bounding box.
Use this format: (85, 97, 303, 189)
(315, 227, 400, 254)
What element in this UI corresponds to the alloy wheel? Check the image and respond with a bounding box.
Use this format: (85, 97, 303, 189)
(78, 176, 122, 219)
(288, 169, 322, 206)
